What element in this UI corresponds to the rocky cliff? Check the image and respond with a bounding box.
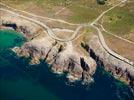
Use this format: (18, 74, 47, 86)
(82, 35, 134, 91)
(0, 10, 96, 84)
(1, 9, 134, 91)
(12, 34, 96, 84)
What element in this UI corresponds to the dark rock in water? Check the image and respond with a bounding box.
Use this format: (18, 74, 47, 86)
(3, 23, 17, 30)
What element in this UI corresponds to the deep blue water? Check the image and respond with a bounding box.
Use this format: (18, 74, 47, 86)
(0, 29, 134, 100)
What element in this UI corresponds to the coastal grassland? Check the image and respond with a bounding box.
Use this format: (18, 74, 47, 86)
(101, 1, 134, 42)
(63, 0, 110, 23)
(101, 31, 134, 61)
(1, 0, 111, 24)
(0, 0, 56, 17)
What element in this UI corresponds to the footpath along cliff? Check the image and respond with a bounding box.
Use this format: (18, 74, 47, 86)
(0, 8, 134, 92)
(0, 9, 96, 84)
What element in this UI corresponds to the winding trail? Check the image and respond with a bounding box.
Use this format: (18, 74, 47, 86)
(0, 2, 79, 26)
(90, 0, 127, 26)
(99, 24, 134, 45)
(0, 0, 134, 66)
(0, 8, 83, 42)
(90, 0, 134, 66)
(54, 7, 66, 16)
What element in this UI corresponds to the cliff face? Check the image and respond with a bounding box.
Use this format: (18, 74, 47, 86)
(11, 28, 134, 91)
(12, 34, 97, 84)
(1, 8, 134, 90)
(85, 35, 134, 91)
(0, 10, 96, 84)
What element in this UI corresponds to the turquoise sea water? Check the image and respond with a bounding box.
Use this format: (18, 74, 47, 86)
(0, 29, 134, 100)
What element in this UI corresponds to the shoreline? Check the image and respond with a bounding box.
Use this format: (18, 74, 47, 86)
(0, 9, 97, 84)
(0, 26, 134, 94)
(0, 7, 134, 94)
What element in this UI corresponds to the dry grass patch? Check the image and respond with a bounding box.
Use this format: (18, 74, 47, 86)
(102, 31, 134, 61)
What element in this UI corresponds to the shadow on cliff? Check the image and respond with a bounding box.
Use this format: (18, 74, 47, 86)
(0, 49, 133, 100)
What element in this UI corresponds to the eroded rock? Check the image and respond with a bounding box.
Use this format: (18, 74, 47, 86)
(12, 35, 97, 84)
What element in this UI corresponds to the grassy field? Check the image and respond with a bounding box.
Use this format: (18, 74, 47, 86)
(1, 0, 112, 24)
(1, 0, 133, 61)
(96, 1, 134, 61)
(101, 1, 134, 42)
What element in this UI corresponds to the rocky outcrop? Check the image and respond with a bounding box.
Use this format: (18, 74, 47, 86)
(0, 9, 96, 84)
(82, 35, 134, 91)
(12, 35, 96, 84)
(2, 6, 134, 90)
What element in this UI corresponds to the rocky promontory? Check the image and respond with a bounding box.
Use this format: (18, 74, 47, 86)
(12, 35, 96, 84)
(83, 35, 134, 91)
(1, 8, 134, 92)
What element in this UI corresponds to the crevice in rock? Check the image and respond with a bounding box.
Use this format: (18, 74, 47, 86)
(81, 42, 134, 93)
(44, 41, 58, 61)
(58, 45, 64, 53)
(68, 58, 75, 71)
(81, 42, 103, 66)
(80, 57, 90, 71)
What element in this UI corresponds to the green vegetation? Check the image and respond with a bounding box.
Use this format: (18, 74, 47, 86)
(101, 2, 134, 41)
(68, 5, 99, 23)
(66, 0, 109, 23)
(104, 9, 134, 35)
(1, 0, 110, 23)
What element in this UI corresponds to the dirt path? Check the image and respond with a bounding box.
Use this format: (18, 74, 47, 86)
(89, 0, 134, 66)
(0, 2, 79, 26)
(0, 0, 133, 66)
(99, 24, 134, 45)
